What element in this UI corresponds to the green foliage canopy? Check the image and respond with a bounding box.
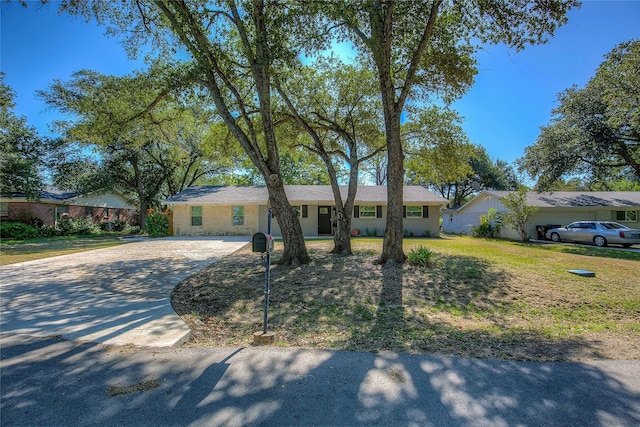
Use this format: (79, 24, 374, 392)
(519, 39, 640, 190)
(0, 74, 47, 199)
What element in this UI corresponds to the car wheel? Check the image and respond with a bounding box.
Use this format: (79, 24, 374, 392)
(594, 236, 607, 247)
(550, 232, 561, 243)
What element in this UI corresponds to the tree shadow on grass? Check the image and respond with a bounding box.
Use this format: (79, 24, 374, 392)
(406, 253, 514, 313)
(173, 243, 635, 361)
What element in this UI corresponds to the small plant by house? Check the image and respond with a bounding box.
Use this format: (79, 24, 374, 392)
(472, 208, 502, 238)
(365, 227, 378, 237)
(145, 208, 170, 237)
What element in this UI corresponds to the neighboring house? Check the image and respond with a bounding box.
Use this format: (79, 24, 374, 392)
(165, 185, 448, 237)
(443, 190, 640, 240)
(0, 186, 138, 227)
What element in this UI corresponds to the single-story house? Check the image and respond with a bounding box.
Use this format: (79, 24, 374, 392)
(165, 185, 448, 237)
(0, 186, 138, 227)
(442, 190, 640, 240)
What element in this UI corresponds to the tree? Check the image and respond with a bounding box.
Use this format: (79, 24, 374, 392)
(276, 57, 386, 255)
(405, 106, 475, 203)
(409, 143, 519, 207)
(361, 151, 387, 185)
(519, 39, 640, 190)
(322, 0, 578, 263)
(501, 187, 538, 242)
(57, 0, 312, 265)
(0, 74, 47, 199)
(40, 68, 230, 227)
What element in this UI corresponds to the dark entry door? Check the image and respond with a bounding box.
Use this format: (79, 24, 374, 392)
(318, 206, 332, 235)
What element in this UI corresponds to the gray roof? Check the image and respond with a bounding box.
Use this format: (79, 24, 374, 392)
(2, 186, 76, 201)
(487, 191, 640, 208)
(166, 185, 448, 205)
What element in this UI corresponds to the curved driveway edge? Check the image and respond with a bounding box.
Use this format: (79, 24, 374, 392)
(0, 236, 249, 347)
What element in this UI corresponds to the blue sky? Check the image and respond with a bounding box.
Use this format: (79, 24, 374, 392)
(1, 1, 639, 167)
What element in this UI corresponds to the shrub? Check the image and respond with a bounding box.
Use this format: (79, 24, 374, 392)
(0, 222, 41, 240)
(365, 227, 378, 237)
(145, 209, 170, 237)
(407, 245, 433, 267)
(403, 228, 415, 237)
(472, 208, 502, 238)
(38, 225, 59, 238)
(56, 216, 101, 236)
(112, 219, 128, 232)
(10, 211, 44, 227)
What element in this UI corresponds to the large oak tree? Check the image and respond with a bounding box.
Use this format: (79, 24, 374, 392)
(519, 39, 640, 190)
(320, 0, 578, 263)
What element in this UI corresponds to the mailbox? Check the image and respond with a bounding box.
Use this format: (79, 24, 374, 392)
(252, 232, 267, 253)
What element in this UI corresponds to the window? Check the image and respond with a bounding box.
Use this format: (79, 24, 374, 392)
(406, 206, 422, 218)
(293, 205, 303, 218)
(616, 210, 638, 222)
(85, 206, 93, 217)
(191, 206, 203, 226)
(55, 206, 69, 220)
(232, 206, 244, 226)
(103, 208, 109, 219)
(0, 202, 8, 216)
(359, 205, 376, 218)
(114, 209, 120, 220)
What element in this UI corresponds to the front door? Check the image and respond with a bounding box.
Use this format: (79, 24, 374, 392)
(318, 206, 332, 235)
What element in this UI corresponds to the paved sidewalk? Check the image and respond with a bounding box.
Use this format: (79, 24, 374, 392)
(1, 334, 639, 426)
(0, 237, 249, 347)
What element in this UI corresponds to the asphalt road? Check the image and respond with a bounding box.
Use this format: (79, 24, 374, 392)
(1, 334, 639, 426)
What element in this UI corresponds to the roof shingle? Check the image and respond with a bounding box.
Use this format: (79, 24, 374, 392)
(165, 185, 448, 204)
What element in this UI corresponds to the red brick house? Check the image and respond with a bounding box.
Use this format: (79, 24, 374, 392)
(0, 186, 137, 227)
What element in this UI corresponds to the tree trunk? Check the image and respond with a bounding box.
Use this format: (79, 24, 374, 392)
(332, 213, 352, 256)
(379, 118, 406, 264)
(139, 199, 149, 229)
(266, 176, 310, 266)
(376, 66, 406, 264)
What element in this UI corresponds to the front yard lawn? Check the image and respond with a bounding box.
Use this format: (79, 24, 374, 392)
(172, 236, 640, 361)
(0, 235, 127, 265)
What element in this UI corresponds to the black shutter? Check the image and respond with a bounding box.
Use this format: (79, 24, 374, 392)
(376, 206, 382, 218)
(403, 206, 406, 218)
(354, 205, 359, 218)
(423, 206, 429, 218)
(302, 205, 308, 218)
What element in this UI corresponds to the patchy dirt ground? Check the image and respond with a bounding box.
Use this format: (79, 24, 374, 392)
(172, 240, 640, 362)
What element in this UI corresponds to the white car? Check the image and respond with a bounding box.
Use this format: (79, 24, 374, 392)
(545, 221, 640, 248)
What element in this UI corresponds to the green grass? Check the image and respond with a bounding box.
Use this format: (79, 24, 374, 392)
(0, 234, 128, 265)
(175, 236, 640, 361)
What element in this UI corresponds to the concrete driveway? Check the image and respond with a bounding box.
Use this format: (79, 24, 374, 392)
(0, 236, 249, 347)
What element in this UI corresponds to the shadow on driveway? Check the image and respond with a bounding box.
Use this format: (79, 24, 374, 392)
(0, 237, 249, 346)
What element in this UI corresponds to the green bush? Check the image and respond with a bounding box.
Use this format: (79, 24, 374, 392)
(56, 216, 101, 236)
(38, 225, 59, 238)
(112, 219, 128, 232)
(407, 245, 433, 267)
(365, 227, 378, 237)
(0, 222, 41, 240)
(10, 211, 44, 227)
(145, 209, 170, 237)
(471, 208, 502, 238)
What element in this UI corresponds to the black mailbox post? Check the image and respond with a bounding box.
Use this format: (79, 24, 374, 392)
(252, 232, 267, 253)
